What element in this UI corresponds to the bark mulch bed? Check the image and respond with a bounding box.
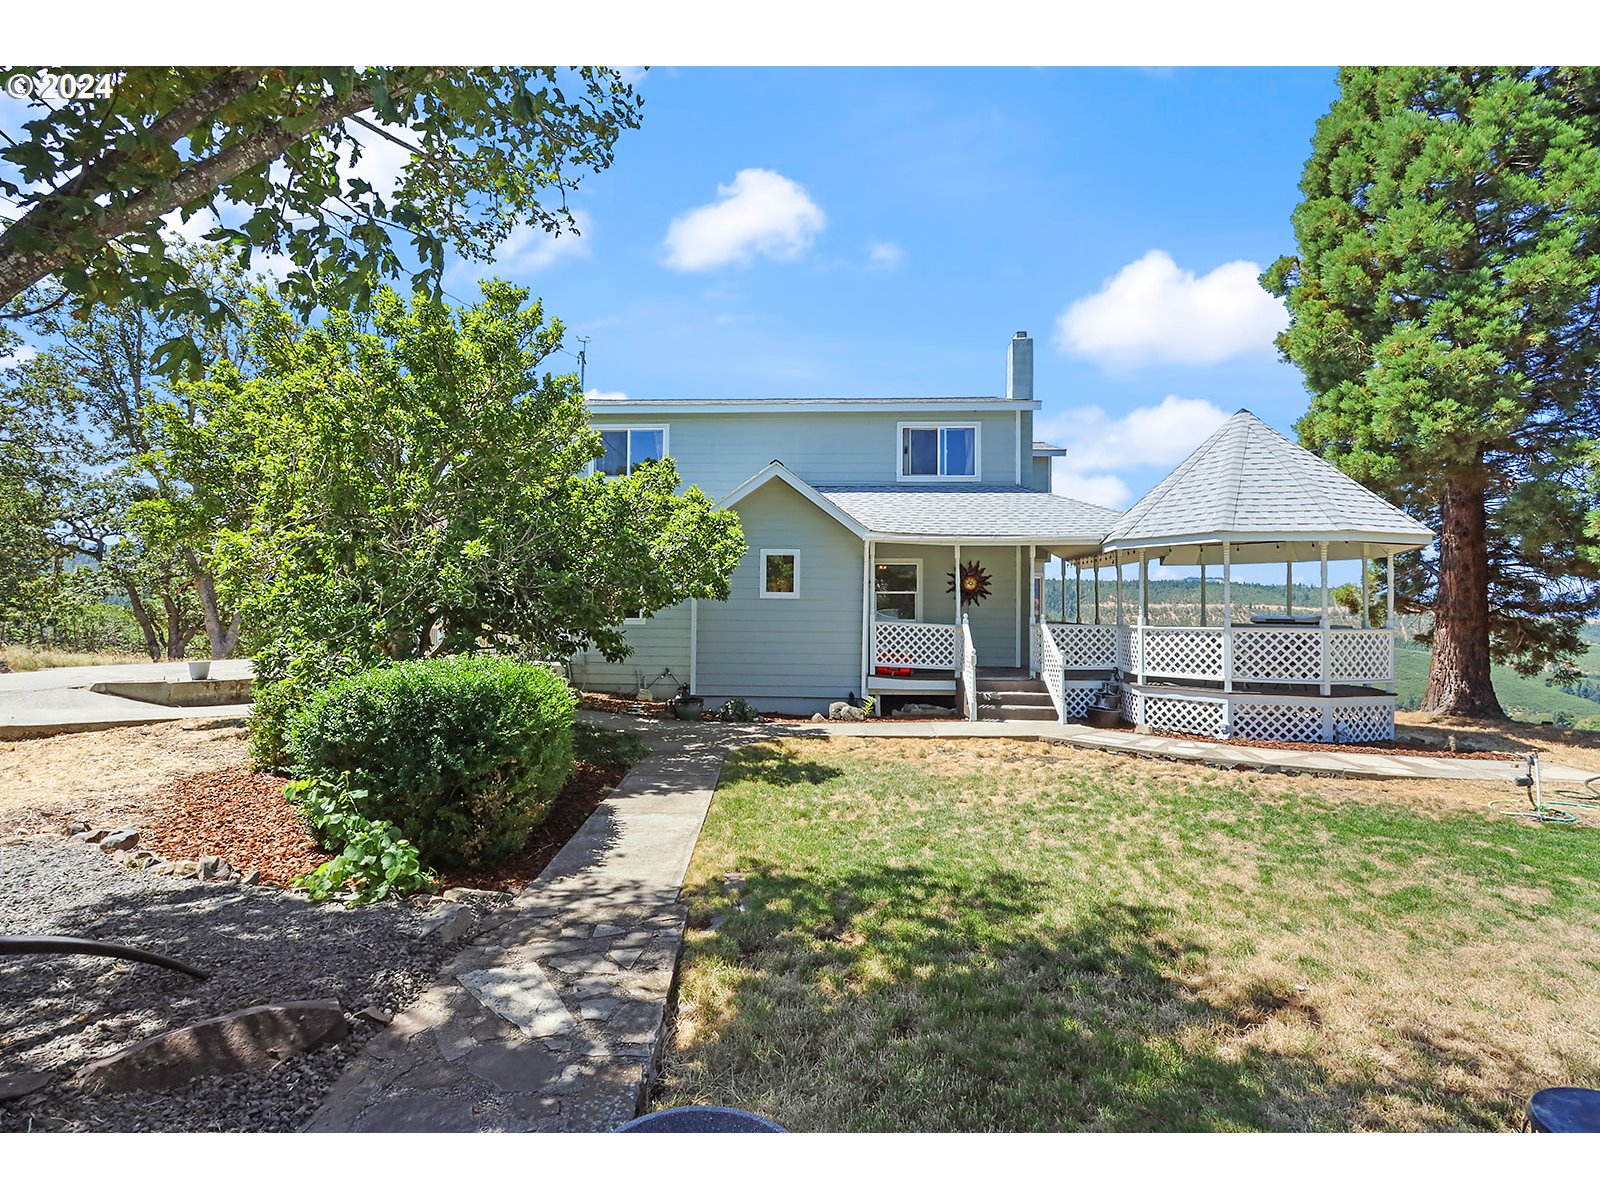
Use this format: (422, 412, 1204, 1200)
(140, 759, 631, 893)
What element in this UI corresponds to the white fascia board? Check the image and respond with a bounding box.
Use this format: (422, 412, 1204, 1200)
(586, 400, 1039, 415)
(720, 463, 872, 538)
(1101, 529, 1434, 555)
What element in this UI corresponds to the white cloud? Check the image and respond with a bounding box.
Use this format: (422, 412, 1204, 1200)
(662, 168, 825, 271)
(340, 117, 415, 207)
(496, 211, 593, 273)
(1052, 469, 1133, 510)
(867, 240, 904, 272)
(1055, 250, 1287, 371)
(1040, 394, 1230, 510)
(584, 388, 627, 400)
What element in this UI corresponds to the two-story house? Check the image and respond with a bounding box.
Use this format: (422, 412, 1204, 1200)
(574, 332, 1434, 744)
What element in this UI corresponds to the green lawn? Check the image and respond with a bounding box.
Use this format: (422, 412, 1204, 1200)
(655, 738, 1600, 1131)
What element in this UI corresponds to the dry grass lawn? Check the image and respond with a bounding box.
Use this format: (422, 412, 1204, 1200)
(657, 737, 1600, 1131)
(0, 718, 250, 836)
(0, 645, 155, 672)
(1398, 710, 1600, 776)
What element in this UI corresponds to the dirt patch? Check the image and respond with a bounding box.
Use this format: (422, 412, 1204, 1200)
(1397, 712, 1600, 774)
(0, 718, 250, 833)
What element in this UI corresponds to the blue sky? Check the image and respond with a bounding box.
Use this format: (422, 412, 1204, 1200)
(3, 65, 1347, 578)
(439, 67, 1342, 521)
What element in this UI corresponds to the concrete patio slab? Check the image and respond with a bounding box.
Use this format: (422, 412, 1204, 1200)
(0, 661, 254, 739)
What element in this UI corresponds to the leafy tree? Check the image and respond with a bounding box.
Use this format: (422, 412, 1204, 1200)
(3, 239, 259, 658)
(191, 282, 744, 763)
(0, 331, 56, 670)
(1264, 67, 1600, 717)
(0, 67, 641, 373)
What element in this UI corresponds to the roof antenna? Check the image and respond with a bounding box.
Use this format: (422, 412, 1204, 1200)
(578, 336, 591, 393)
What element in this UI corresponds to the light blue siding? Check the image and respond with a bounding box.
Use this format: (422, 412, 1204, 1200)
(696, 479, 865, 712)
(597, 408, 1029, 500)
(962, 544, 1025, 667)
(569, 603, 691, 696)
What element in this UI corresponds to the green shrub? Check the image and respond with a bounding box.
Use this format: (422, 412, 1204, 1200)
(286, 776, 438, 905)
(287, 655, 576, 868)
(716, 698, 761, 723)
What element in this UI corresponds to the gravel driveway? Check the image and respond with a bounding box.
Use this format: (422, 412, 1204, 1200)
(1, 838, 479, 1132)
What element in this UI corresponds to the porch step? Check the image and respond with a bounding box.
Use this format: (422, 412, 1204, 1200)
(979, 700, 1060, 722)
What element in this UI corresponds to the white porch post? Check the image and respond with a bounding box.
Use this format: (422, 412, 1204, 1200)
(860, 538, 874, 699)
(1093, 566, 1100, 625)
(1115, 561, 1124, 627)
(1014, 545, 1023, 669)
(1286, 558, 1294, 615)
(1222, 541, 1234, 736)
(1074, 563, 1082, 624)
(689, 598, 699, 695)
(1199, 545, 1207, 626)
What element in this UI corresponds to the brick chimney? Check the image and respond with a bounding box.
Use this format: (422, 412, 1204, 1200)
(1006, 330, 1033, 401)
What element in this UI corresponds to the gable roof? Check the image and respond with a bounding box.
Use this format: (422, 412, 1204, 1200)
(719, 464, 1116, 547)
(1099, 409, 1433, 561)
(816, 485, 1116, 544)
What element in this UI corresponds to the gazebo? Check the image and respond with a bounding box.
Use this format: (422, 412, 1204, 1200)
(1038, 410, 1433, 743)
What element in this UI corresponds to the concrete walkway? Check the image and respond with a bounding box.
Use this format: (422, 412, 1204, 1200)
(0, 661, 253, 739)
(798, 718, 1594, 783)
(306, 717, 757, 1132)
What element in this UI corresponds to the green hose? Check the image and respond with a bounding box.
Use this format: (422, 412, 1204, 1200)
(1489, 771, 1600, 825)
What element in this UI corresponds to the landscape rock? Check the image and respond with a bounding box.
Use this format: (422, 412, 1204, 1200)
(166, 860, 201, 879)
(74, 1000, 350, 1095)
(100, 829, 139, 851)
(240, 869, 260, 886)
(440, 887, 513, 904)
(69, 831, 97, 844)
(197, 855, 230, 882)
(354, 1006, 393, 1026)
(65, 822, 88, 835)
(0, 1071, 56, 1101)
(827, 702, 866, 722)
(417, 903, 474, 943)
(811, 713, 825, 722)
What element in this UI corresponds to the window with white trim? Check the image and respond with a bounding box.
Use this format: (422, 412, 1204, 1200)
(874, 561, 921, 621)
(760, 550, 799, 598)
(593, 427, 667, 477)
(899, 423, 978, 480)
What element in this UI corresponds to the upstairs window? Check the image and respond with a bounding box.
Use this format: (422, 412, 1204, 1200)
(899, 424, 977, 480)
(594, 427, 667, 476)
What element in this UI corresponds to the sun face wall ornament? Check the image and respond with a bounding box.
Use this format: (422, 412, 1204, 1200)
(947, 560, 993, 607)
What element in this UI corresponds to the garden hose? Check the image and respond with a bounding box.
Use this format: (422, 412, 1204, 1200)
(1488, 755, 1597, 825)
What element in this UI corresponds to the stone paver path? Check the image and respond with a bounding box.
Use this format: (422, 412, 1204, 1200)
(804, 719, 1593, 782)
(305, 718, 754, 1132)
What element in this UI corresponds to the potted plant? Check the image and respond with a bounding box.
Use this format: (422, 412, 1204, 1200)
(188, 659, 211, 680)
(670, 685, 705, 721)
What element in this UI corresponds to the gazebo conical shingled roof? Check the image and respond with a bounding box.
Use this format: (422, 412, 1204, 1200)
(1095, 409, 1433, 566)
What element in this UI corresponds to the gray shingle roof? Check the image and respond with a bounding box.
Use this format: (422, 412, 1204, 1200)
(1103, 410, 1433, 550)
(815, 485, 1118, 541)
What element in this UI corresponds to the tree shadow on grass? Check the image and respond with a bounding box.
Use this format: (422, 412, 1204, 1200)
(660, 860, 1546, 1132)
(715, 743, 845, 790)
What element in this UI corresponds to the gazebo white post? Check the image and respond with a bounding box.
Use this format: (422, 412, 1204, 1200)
(1136, 550, 1148, 686)
(1199, 545, 1207, 627)
(1093, 565, 1100, 625)
(1115, 560, 1124, 627)
(1385, 551, 1396, 693)
(1286, 558, 1294, 616)
(1222, 540, 1234, 737)
(1318, 542, 1332, 730)
(1360, 543, 1370, 629)
(1075, 562, 1082, 625)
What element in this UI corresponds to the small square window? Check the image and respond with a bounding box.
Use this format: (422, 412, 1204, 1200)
(760, 550, 799, 598)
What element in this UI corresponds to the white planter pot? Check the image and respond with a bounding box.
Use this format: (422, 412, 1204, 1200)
(188, 661, 211, 680)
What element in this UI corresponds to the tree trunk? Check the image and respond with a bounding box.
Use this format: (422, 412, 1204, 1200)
(163, 595, 190, 660)
(120, 578, 164, 662)
(1423, 473, 1504, 717)
(185, 555, 237, 658)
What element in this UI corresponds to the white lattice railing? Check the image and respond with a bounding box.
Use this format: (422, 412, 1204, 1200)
(959, 616, 978, 722)
(1037, 622, 1066, 722)
(872, 621, 959, 671)
(1043, 622, 1116, 669)
(1093, 623, 1395, 686)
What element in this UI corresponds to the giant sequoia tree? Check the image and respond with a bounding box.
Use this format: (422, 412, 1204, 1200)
(1264, 67, 1600, 717)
